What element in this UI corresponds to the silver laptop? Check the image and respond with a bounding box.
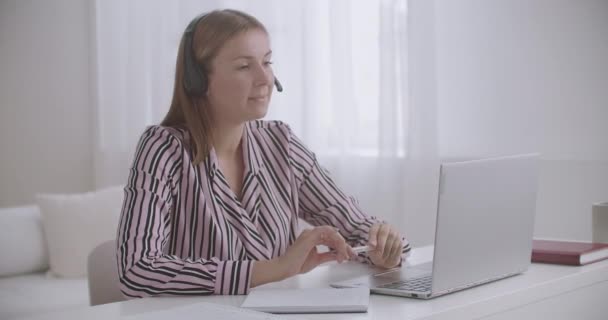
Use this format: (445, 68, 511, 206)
(332, 154, 540, 299)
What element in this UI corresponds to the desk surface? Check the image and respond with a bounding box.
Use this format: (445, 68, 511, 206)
(16, 246, 608, 320)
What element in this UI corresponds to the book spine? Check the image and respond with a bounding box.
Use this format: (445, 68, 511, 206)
(531, 252, 581, 266)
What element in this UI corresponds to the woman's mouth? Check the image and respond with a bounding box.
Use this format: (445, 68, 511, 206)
(248, 96, 267, 102)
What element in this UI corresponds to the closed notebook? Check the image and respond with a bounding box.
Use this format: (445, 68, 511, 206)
(241, 287, 369, 314)
(531, 239, 608, 266)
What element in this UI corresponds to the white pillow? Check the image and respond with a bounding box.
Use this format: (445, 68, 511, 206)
(0, 205, 49, 277)
(36, 186, 124, 278)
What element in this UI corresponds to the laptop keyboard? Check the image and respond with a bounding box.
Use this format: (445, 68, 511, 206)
(378, 275, 432, 292)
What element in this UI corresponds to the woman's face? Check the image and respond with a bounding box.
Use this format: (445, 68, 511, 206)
(206, 28, 274, 126)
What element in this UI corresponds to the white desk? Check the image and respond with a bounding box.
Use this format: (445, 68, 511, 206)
(16, 246, 608, 320)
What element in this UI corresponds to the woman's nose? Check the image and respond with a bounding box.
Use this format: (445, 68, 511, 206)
(253, 63, 272, 86)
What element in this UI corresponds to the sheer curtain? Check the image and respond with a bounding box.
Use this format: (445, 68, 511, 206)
(91, 0, 438, 245)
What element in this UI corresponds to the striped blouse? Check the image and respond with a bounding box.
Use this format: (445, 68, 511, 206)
(116, 120, 410, 297)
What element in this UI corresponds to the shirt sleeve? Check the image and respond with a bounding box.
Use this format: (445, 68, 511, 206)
(286, 127, 411, 264)
(116, 126, 253, 298)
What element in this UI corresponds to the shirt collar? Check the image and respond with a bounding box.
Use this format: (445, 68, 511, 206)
(243, 122, 265, 175)
(206, 147, 219, 179)
(205, 122, 264, 179)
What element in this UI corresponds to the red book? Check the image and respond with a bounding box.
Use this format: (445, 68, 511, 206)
(531, 239, 608, 266)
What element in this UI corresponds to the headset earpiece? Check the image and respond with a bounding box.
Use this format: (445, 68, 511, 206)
(182, 14, 208, 97)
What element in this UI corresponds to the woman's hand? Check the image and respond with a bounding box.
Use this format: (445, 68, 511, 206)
(367, 223, 405, 269)
(251, 226, 354, 288)
(279, 226, 355, 277)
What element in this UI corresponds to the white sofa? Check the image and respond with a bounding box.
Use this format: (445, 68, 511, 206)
(0, 187, 124, 319)
(0, 272, 89, 319)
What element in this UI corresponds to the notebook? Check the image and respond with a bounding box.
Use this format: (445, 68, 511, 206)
(241, 287, 370, 314)
(532, 239, 608, 266)
(124, 301, 283, 319)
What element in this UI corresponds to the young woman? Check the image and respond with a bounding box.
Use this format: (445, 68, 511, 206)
(116, 9, 410, 298)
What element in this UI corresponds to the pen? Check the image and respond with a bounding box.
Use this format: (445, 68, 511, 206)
(352, 245, 371, 254)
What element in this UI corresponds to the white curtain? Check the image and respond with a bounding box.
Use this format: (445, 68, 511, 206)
(92, 0, 439, 245)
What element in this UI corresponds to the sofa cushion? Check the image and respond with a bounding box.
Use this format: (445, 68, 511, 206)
(0, 273, 88, 319)
(36, 186, 124, 278)
(0, 205, 49, 277)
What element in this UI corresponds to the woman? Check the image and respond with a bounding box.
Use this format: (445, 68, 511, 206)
(116, 9, 410, 298)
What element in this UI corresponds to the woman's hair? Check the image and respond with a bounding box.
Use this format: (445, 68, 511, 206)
(161, 9, 267, 164)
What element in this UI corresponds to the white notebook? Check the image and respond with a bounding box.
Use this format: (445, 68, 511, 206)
(124, 302, 283, 319)
(241, 287, 370, 314)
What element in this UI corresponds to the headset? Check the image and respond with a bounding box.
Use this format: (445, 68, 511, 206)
(182, 13, 283, 97)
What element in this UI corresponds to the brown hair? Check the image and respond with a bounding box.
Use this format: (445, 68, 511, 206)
(161, 9, 267, 164)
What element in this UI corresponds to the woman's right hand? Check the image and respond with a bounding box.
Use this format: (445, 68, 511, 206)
(278, 226, 355, 277)
(251, 226, 355, 288)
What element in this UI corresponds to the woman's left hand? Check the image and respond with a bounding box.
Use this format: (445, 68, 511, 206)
(367, 223, 405, 269)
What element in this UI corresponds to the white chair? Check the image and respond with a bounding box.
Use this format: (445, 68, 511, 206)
(87, 240, 125, 306)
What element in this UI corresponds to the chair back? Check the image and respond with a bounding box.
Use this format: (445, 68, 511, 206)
(87, 240, 124, 306)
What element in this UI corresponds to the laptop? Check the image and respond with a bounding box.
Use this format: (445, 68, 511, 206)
(331, 154, 540, 299)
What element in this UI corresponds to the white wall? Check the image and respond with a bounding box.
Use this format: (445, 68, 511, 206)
(0, 0, 93, 207)
(1, 0, 606, 243)
(433, 0, 608, 241)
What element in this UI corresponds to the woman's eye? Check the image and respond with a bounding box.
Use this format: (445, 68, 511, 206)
(237, 65, 250, 70)
(264, 61, 273, 66)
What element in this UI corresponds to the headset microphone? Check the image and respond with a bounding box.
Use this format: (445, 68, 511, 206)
(274, 78, 283, 92)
